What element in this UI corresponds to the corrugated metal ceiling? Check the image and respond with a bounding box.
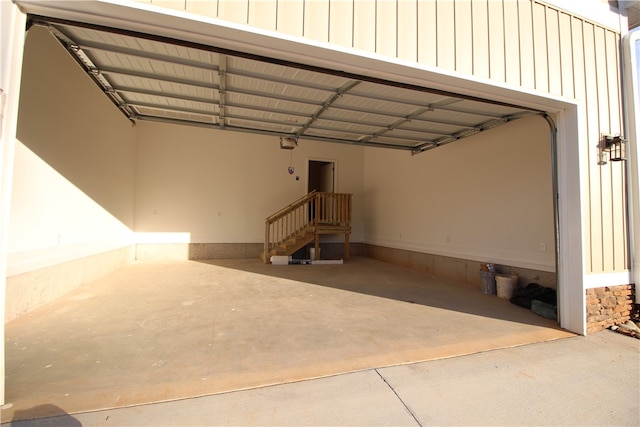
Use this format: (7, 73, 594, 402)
(31, 15, 543, 154)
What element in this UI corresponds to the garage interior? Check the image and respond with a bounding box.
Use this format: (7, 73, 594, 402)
(4, 10, 569, 422)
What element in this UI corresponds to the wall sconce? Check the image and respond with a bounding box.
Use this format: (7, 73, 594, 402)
(280, 137, 298, 150)
(602, 134, 626, 162)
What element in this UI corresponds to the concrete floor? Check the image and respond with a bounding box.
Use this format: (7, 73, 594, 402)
(2, 257, 574, 423)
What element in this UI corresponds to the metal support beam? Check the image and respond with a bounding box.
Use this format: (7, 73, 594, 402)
(218, 54, 227, 128)
(297, 81, 360, 137)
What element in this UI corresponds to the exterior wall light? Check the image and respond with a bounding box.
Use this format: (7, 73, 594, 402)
(602, 134, 627, 162)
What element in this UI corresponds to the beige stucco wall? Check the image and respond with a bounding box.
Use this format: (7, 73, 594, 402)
(15, 26, 137, 232)
(135, 120, 365, 245)
(364, 115, 555, 272)
(7, 26, 137, 319)
(135, 0, 628, 274)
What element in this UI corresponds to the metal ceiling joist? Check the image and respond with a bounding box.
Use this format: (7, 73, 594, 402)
(71, 38, 217, 74)
(100, 66, 215, 90)
(130, 101, 217, 118)
(297, 80, 361, 137)
(218, 54, 227, 129)
(30, 15, 543, 154)
(140, 114, 414, 151)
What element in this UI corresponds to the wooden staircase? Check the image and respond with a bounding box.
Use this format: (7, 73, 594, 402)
(262, 191, 352, 263)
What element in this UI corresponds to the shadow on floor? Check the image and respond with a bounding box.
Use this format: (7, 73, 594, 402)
(4, 257, 571, 423)
(197, 257, 561, 330)
(7, 405, 82, 426)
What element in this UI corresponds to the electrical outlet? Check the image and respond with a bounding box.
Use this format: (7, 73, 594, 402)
(539, 242, 546, 251)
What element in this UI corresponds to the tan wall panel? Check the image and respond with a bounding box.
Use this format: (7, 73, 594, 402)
(218, 0, 248, 24)
(417, 0, 437, 66)
(185, 0, 218, 16)
(503, 0, 521, 85)
(532, 2, 548, 92)
(471, 0, 489, 79)
(594, 26, 615, 272)
(487, 0, 505, 81)
(604, 29, 627, 270)
(353, 0, 376, 53)
(376, 0, 397, 57)
(379, 0, 399, 56)
(436, 0, 455, 70)
(569, 16, 587, 104)
(149, 0, 185, 10)
(277, 0, 304, 36)
(304, 0, 330, 42)
(582, 22, 604, 272)
(588, 27, 613, 271)
(611, 159, 628, 270)
(569, 16, 592, 271)
(329, 0, 354, 48)
(397, 0, 418, 62)
(455, 0, 473, 75)
(545, 7, 563, 96)
(558, 12, 575, 99)
(604, 31, 623, 134)
(517, 0, 535, 89)
(249, 0, 277, 31)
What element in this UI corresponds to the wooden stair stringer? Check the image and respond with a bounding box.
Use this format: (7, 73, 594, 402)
(262, 230, 315, 260)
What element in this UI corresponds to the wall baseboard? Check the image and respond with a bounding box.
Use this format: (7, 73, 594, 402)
(364, 244, 557, 291)
(5, 245, 135, 323)
(135, 242, 364, 262)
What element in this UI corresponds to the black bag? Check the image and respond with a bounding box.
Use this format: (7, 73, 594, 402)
(510, 283, 557, 310)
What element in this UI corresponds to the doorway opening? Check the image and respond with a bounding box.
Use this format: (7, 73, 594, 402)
(308, 160, 335, 194)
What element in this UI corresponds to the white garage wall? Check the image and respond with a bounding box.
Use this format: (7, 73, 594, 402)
(7, 141, 133, 275)
(135, 121, 365, 244)
(15, 26, 137, 231)
(363, 115, 555, 272)
(6, 26, 137, 320)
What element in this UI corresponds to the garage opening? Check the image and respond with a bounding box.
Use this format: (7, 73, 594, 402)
(4, 7, 573, 421)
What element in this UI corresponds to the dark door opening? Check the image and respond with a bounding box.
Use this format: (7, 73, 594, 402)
(308, 160, 335, 193)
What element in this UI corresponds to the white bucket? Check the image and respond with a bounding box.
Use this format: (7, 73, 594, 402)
(309, 248, 321, 259)
(496, 274, 518, 299)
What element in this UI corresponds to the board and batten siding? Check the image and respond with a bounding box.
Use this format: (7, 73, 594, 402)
(139, 0, 628, 274)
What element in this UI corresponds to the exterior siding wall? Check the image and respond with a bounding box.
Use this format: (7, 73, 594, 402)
(140, 0, 628, 274)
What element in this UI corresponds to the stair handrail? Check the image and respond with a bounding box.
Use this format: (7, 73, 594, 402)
(263, 191, 352, 263)
(265, 190, 316, 223)
(264, 191, 317, 261)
